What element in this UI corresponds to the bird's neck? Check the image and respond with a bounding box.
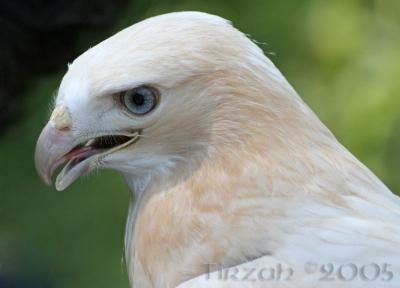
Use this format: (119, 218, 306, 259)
(122, 131, 399, 288)
(123, 154, 276, 287)
(118, 134, 321, 287)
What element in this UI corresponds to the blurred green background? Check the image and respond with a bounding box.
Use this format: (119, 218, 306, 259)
(1, 0, 399, 287)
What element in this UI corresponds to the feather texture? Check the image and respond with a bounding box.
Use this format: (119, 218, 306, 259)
(38, 11, 400, 288)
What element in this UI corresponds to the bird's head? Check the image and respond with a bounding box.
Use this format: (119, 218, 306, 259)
(35, 12, 301, 191)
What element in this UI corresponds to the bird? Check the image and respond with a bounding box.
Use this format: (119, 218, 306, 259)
(34, 12, 400, 288)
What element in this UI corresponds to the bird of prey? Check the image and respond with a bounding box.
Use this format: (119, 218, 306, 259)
(35, 12, 400, 288)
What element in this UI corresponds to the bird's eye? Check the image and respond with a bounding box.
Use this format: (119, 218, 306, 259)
(121, 86, 159, 115)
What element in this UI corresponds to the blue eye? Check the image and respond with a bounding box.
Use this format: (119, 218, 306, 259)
(122, 86, 158, 115)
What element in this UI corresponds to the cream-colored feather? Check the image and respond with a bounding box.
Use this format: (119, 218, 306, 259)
(35, 12, 400, 288)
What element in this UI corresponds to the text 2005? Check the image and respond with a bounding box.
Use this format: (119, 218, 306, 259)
(317, 263, 394, 282)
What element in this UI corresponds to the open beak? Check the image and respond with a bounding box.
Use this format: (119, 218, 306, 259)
(35, 119, 139, 191)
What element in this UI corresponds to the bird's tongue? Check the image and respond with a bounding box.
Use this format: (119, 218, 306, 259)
(55, 146, 101, 191)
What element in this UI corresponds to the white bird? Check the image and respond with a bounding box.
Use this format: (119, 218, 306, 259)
(35, 12, 400, 288)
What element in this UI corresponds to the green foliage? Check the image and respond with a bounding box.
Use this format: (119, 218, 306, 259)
(0, 1, 399, 287)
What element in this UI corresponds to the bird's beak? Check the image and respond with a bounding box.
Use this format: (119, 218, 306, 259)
(35, 106, 140, 191)
(35, 105, 97, 191)
(35, 121, 78, 187)
(34, 105, 85, 190)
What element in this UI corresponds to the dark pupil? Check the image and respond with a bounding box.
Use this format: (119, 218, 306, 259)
(133, 92, 145, 106)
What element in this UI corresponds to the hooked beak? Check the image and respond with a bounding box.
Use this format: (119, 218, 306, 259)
(35, 106, 140, 191)
(35, 122, 77, 188)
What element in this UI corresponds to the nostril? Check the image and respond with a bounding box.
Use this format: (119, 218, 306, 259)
(50, 105, 72, 131)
